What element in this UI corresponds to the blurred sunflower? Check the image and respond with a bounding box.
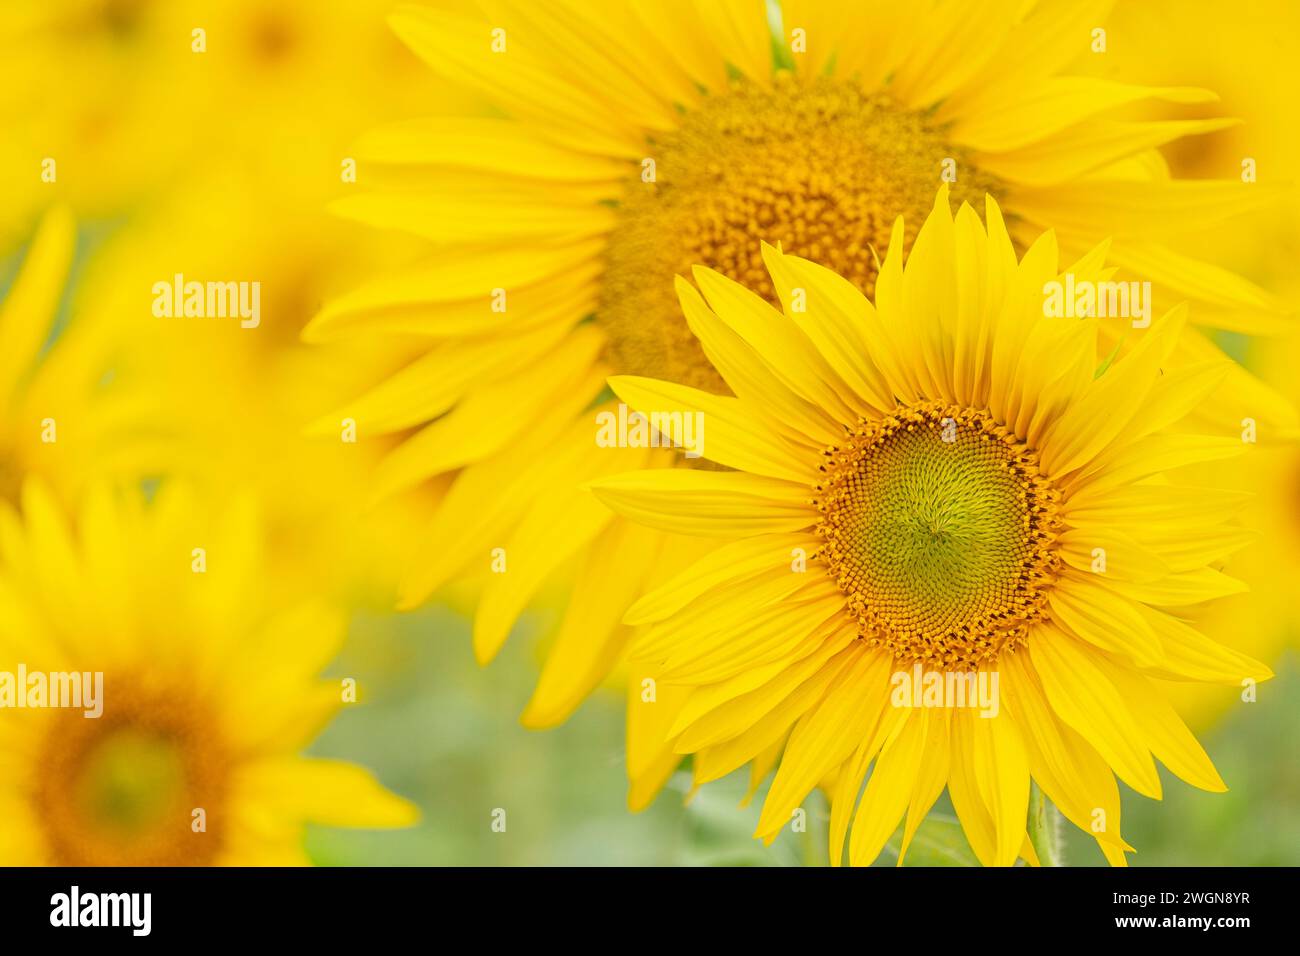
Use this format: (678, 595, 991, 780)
(1075, 0, 1300, 730)
(305, 0, 1292, 805)
(1160, 333, 1300, 732)
(1076, 0, 1300, 283)
(0, 479, 417, 865)
(0, 0, 453, 251)
(591, 189, 1271, 866)
(4, 0, 467, 611)
(68, 173, 442, 608)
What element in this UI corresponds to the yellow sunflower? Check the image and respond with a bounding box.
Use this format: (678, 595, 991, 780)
(590, 188, 1271, 866)
(0, 478, 416, 865)
(305, 0, 1291, 803)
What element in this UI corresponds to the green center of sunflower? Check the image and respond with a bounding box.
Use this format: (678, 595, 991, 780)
(74, 730, 188, 834)
(814, 403, 1060, 669)
(597, 72, 995, 393)
(34, 678, 230, 866)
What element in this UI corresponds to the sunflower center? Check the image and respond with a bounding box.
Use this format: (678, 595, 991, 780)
(74, 730, 187, 833)
(814, 403, 1060, 669)
(33, 678, 231, 865)
(598, 73, 995, 393)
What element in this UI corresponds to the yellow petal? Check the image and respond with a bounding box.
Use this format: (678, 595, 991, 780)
(1029, 627, 1162, 798)
(473, 449, 646, 664)
(521, 519, 666, 728)
(238, 758, 419, 829)
(760, 244, 895, 412)
(692, 266, 860, 425)
(1097, 662, 1226, 793)
(969, 704, 1030, 867)
(953, 79, 1217, 151)
(1135, 605, 1273, 684)
(623, 531, 815, 625)
(676, 276, 843, 446)
(1049, 573, 1164, 665)
(609, 375, 813, 482)
(849, 709, 928, 867)
(626, 665, 689, 811)
(590, 468, 814, 537)
(756, 647, 891, 840)
(388, 5, 644, 157)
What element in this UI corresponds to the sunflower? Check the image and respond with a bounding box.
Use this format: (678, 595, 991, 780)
(589, 187, 1271, 865)
(305, 2, 1291, 727)
(306, 7, 1289, 665)
(0, 478, 417, 865)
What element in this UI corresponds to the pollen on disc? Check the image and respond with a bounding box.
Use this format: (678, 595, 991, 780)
(813, 402, 1061, 669)
(597, 74, 996, 394)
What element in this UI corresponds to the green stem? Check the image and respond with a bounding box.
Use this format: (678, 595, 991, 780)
(1027, 781, 1065, 867)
